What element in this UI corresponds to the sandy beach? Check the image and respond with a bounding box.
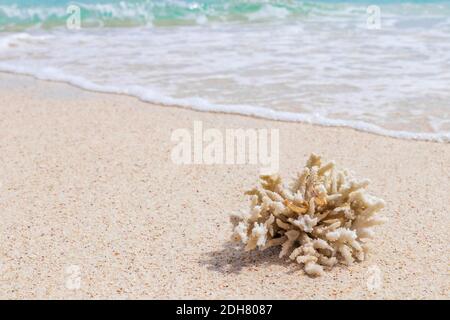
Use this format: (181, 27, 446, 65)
(0, 72, 448, 299)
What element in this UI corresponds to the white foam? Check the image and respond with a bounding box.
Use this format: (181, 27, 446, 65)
(0, 63, 448, 143)
(0, 4, 66, 21)
(247, 5, 291, 21)
(0, 15, 449, 144)
(0, 32, 53, 49)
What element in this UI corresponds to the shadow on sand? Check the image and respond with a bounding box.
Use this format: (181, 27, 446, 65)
(199, 241, 301, 275)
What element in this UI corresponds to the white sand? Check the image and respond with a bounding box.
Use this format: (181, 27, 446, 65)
(0, 72, 449, 299)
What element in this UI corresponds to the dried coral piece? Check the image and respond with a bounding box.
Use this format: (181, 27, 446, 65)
(284, 199, 308, 214)
(231, 153, 386, 276)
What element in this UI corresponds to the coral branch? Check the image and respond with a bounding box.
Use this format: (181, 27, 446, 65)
(231, 153, 386, 276)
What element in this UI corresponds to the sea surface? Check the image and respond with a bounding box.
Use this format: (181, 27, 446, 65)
(1, 0, 449, 141)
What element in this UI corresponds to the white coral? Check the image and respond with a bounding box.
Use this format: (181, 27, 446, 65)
(231, 153, 386, 276)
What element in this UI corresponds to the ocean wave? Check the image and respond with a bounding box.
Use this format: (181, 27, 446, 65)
(2, 0, 449, 31)
(0, 62, 448, 143)
(1, 3, 449, 143)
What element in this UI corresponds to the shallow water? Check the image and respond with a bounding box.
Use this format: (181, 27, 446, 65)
(1, 0, 449, 141)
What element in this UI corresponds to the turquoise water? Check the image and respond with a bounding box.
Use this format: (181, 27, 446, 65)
(1, 1, 450, 141)
(2, 0, 450, 30)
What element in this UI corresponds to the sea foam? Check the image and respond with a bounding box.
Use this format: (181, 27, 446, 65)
(0, 1, 449, 142)
(1, 60, 448, 143)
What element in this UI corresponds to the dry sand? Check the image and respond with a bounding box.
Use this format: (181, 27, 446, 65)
(0, 72, 449, 299)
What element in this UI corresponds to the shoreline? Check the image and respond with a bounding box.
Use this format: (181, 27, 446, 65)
(0, 68, 447, 144)
(0, 72, 449, 299)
